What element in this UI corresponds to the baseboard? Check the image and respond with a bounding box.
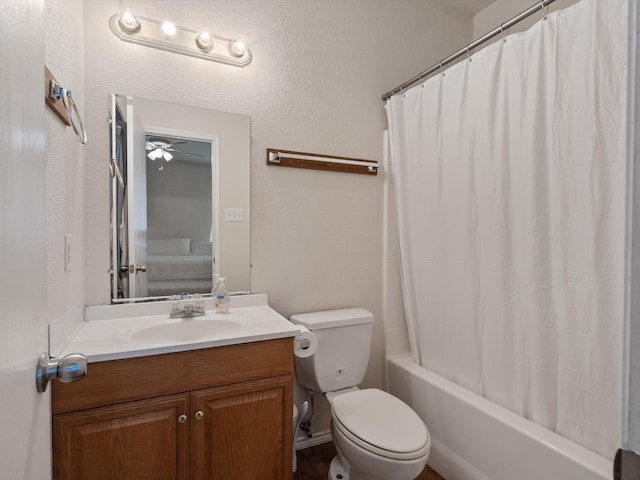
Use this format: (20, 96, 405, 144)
(295, 431, 332, 450)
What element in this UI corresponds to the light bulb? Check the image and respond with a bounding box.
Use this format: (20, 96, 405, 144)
(148, 148, 164, 160)
(195, 28, 213, 51)
(118, 9, 140, 33)
(164, 151, 173, 161)
(161, 21, 177, 38)
(229, 39, 247, 58)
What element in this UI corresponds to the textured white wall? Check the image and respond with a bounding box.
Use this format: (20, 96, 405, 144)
(82, 1, 473, 307)
(45, 0, 86, 353)
(70, 0, 473, 437)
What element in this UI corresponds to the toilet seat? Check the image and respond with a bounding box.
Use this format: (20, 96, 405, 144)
(331, 388, 430, 461)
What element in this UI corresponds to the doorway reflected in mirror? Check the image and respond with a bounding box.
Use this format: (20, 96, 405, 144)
(145, 135, 213, 297)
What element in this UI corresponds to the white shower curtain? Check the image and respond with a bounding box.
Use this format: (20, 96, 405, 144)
(386, 0, 627, 459)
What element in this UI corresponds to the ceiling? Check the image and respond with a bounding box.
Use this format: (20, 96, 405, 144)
(441, 0, 495, 17)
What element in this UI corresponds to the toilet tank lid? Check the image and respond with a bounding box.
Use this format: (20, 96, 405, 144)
(290, 308, 373, 330)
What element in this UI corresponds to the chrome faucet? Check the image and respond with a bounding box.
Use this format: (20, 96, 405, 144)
(169, 294, 205, 318)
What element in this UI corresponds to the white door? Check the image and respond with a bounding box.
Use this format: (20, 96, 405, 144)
(0, 1, 51, 478)
(126, 99, 148, 297)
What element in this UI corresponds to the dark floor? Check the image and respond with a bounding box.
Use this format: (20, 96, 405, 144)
(293, 441, 444, 480)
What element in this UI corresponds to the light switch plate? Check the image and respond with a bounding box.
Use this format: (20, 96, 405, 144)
(225, 208, 243, 222)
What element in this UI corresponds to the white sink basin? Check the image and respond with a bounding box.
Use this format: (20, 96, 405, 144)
(131, 318, 243, 344)
(55, 295, 302, 363)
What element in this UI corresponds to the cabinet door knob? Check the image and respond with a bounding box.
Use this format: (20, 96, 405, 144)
(178, 415, 187, 424)
(195, 410, 204, 420)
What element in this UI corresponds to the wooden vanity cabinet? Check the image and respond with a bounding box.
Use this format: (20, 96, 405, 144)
(191, 376, 291, 480)
(53, 394, 189, 480)
(52, 338, 294, 480)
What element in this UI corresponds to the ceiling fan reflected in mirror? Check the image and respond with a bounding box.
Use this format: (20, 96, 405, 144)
(145, 136, 207, 171)
(145, 139, 181, 171)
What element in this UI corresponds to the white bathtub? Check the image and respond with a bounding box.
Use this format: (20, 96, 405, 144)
(387, 353, 613, 480)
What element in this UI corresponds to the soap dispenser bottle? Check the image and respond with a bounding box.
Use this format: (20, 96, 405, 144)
(212, 276, 229, 313)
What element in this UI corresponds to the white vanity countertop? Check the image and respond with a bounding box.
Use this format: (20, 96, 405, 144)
(55, 294, 299, 363)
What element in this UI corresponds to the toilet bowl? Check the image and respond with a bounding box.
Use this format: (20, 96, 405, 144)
(328, 388, 430, 480)
(291, 308, 431, 480)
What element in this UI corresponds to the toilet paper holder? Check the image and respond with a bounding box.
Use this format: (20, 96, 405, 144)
(293, 325, 318, 359)
(295, 338, 311, 349)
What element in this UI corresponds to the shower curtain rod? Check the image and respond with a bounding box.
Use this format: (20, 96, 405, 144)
(381, 0, 557, 101)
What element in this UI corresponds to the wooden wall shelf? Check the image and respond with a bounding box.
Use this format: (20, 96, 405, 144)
(266, 148, 378, 176)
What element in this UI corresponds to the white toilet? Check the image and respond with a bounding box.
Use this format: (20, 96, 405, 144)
(291, 308, 431, 480)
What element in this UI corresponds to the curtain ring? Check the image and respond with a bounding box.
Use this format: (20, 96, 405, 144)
(439, 62, 445, 77)
(500, 24, 506, 43)
(465, 46, 472, 63)
(541, 0, 549, 20)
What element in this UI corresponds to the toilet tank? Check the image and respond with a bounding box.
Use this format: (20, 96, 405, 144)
(291, 308, 374, 393)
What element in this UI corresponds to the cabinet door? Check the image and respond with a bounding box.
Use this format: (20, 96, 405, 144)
(191, 375, 293, 480)
(53, 394, 189, 480)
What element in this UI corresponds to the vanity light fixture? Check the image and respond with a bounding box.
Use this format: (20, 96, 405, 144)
(229, 39, 247, 58)
(109, 11, 252, 67)
(161, 21, 177, 39)
(196, 28, 214, 52)
(118, 9, 140, 33)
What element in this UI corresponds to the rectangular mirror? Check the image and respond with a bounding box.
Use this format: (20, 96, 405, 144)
(109, 94, 250, 302)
